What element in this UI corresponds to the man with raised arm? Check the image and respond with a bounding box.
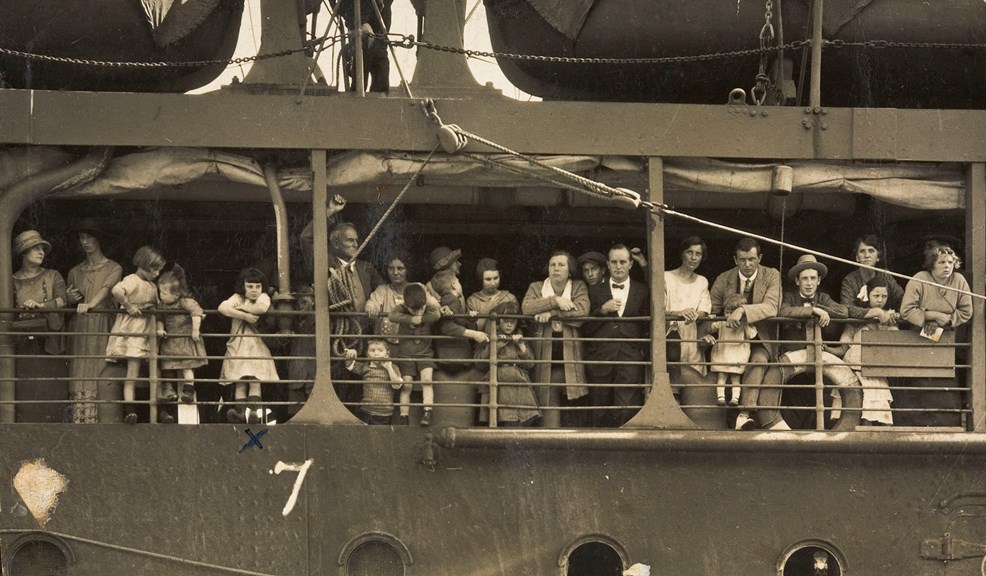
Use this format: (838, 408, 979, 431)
(709, 238, 782, 430)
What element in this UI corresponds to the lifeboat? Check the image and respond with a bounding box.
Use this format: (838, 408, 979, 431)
(485, 0, 986, 108)
(0, 0, 244, 92)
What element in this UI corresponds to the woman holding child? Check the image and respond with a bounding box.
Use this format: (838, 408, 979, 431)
(840, 234, 905, 312)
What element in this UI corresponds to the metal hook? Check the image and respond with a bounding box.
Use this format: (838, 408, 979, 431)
(422, 99, 443, 126)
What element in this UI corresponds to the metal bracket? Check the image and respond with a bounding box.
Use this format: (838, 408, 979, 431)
(921, 534, 986, 561)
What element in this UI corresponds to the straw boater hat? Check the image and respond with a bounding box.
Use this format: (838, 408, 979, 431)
(429, 246, 462, 271)
(788, 254, 828, 281)
(577, 251, 606, 269)
(12, 230, 52, 256)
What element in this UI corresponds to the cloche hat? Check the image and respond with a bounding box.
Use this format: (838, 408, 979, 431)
(75, 217, 113, 241)
(788, 254, 828, 281)
(429, 246, 462, 271)
(12, 230, 52, 256)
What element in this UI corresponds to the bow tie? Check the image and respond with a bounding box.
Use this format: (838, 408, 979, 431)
(612, 283, 625, 290)
(800, 297, 814, 305)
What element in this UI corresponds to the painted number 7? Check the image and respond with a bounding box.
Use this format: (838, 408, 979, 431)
(273, 459, 314, 517)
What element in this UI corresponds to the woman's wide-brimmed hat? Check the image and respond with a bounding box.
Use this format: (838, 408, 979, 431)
(788, 254, 828, 281)
(429, 246, 462, 271)
(12, 230, 52, 256)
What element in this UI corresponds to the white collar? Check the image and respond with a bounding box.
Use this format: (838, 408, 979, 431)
(610, 278, 629, 288)
(738, 268, 758, 284)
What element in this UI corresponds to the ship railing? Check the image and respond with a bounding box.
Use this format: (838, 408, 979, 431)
(0, 308, 972, 430)
(666, 315, 971, 430)
(330, 310, 652, 427)
(0, 306, 317, 423)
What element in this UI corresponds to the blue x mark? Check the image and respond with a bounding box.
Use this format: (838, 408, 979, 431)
(239, 428, 268, 453)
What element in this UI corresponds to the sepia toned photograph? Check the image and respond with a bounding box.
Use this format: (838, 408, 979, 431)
(1, 1, 985, 574)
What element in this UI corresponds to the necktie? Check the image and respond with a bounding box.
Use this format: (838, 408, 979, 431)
(742, 278, 752, 299)
(612, 283, 625, 290)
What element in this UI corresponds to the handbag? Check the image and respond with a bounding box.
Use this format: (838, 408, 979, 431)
(10, 316, 47, 332)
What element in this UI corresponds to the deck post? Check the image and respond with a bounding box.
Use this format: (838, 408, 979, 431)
(626, 157, 697, 428)
(965, 163, 985, 431)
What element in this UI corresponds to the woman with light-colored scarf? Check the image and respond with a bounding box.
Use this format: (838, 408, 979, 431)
(522, 250, 590, 428)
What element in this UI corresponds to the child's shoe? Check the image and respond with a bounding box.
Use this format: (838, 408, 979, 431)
(179, 383, 195, 404)
(716, 396, 726, 406)
(728, 397, 739, 407)
(400, 415, 409, 426)
(158, 384, 178, 402)
(123, 405, 138, 425)
(246, 396, 263, 424)
(420, 409, 432, 427)
(227, 406, 246, 423)
(158, 409, 175, 424)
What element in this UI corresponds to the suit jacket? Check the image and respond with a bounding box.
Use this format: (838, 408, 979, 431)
(329, 257, 384, 307)
(584, 279, 650, 360)
(709, 264, 781, 358)
(778, 289, 857, 355)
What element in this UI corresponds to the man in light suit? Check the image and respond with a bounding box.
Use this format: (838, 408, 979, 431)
(585, 244, 650, 427)
(709, 237, 782, 430)
(328, 222, 384, 406)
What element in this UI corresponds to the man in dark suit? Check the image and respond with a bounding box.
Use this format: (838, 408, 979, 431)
(328, 222, 384, 312)
(584, 244, 650, 427)
(708, 237, 782, 430)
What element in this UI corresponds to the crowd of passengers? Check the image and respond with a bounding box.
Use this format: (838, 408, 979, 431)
(667, 233, 972, 430)
(6, 207, 974, 429)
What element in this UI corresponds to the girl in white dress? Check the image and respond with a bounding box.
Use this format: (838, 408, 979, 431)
(218, 268, 279, 423)
(105, 246, 165, 424)
(840, 276, 898, 425)
(705, 293, 757, 406)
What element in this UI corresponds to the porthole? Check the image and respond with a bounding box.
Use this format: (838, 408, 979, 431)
(559, 535, 631, 576)
(4, 533, 73, 576)
(778, 539, 846, 576)
(347, 540, 403, 576)
(339, 532, 411, 576)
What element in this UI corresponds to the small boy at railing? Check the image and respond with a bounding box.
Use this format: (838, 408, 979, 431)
(703, 293, 757, 406)
(344, 338, 403, 425)
(388, 283, 440, 426)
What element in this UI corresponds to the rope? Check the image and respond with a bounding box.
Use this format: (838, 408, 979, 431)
(0, 529, 278, 576)
(427, 102, 982, 301)
(449, 125, 639, 205)
(348, 144, 439, 264)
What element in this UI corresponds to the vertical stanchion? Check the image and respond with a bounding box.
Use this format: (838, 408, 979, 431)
(965, 163, 986, 431)
(148, 315, 159, 424)
(811, 322, 825, 430)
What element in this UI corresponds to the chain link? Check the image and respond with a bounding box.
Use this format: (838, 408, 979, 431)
(0, 45, 310, 69)
(824, 38, 986, 50)
(406, 38, 811, 64)
(2, 36, 986, 71)
(403, 37, 986, 65)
